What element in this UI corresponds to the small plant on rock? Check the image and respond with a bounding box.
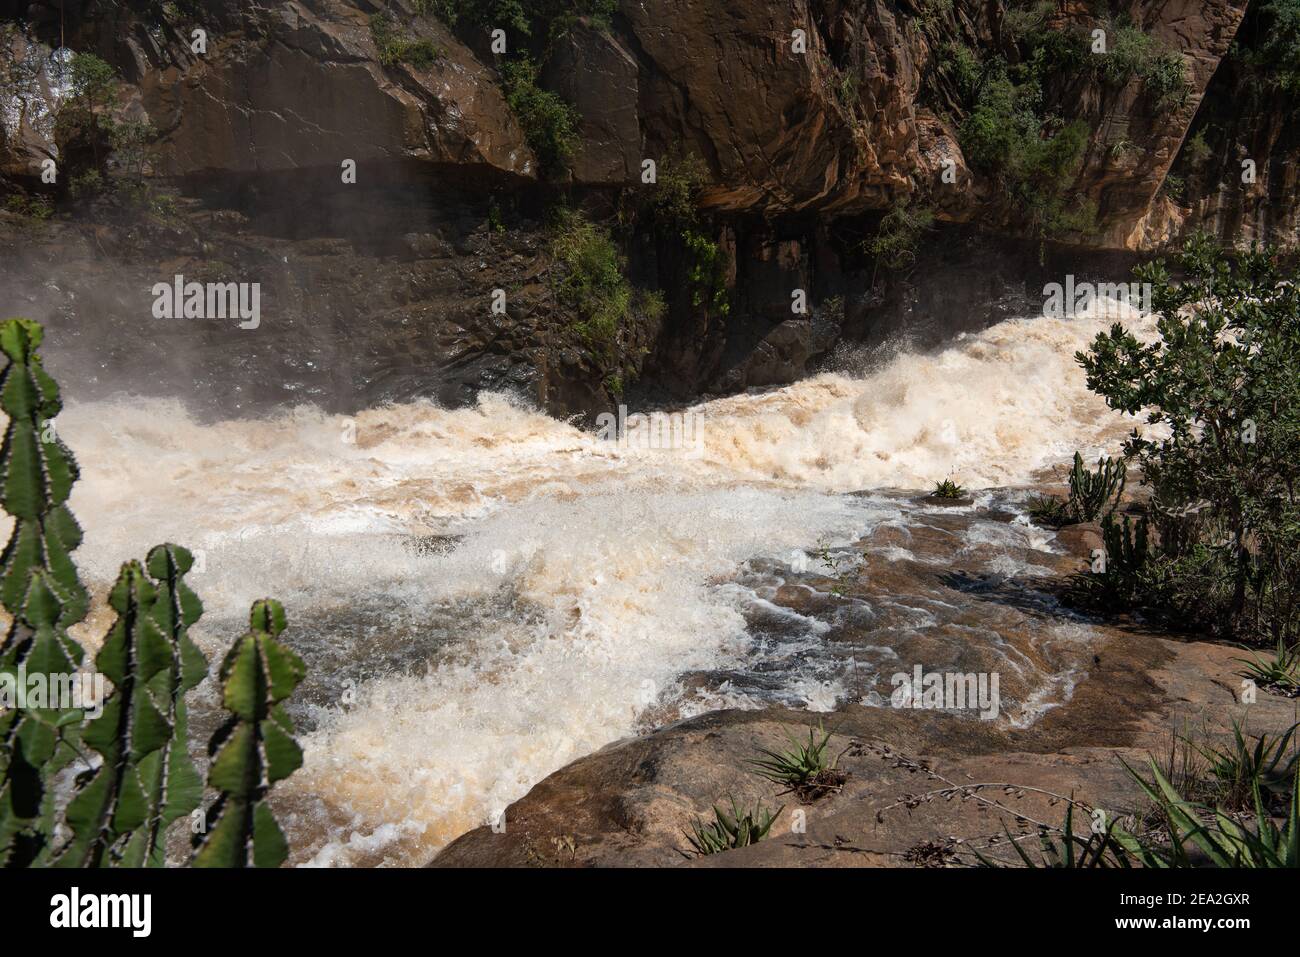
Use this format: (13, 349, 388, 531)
(1193, 720, 1299, 812)
(1026, 493, 1072, 527)
(1235, 639, 1300, 697)
(932, 479, 967, 499)
(749, 722, 847, 802)
(684, 798, 782, 855)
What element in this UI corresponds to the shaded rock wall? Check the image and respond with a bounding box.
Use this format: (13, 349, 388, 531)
(2, 0, 1298, 419)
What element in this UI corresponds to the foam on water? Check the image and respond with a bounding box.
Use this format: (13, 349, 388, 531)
(50, 300, 1153, 866)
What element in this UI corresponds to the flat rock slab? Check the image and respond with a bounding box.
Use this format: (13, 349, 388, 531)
(432, 633, 1297, 867)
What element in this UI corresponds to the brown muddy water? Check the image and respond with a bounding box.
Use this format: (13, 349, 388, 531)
(38, 299, 1154, 866)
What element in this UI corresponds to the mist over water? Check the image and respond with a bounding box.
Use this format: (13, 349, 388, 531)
(54, 301, 1152, 866)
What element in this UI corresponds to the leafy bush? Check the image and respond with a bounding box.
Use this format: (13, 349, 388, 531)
(681, 229, 729, 315)
(644, 153, 731, 315)
(549, 209, 661, 346)
(1181, 128, 1212, 168)
(958, 70, 1094, 240)
(1077, 234, 1300, 645)
(3, 194, 53, 222)
(1143, 51, 1190, 109)
(500, 56, 579, 174)
(868, 201, 934, 275)
(416, 0, 616, 39)
(1097, 24, 1189, 107)
(936, 42, 985, 106)
(1002, 1, 1056, 42)
(1246, 0, 1300, 93)
(1100, 25, 1155, 85)
(0, 319, 306, 868)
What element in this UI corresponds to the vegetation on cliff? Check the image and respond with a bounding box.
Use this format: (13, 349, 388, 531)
(409, 0, 617, 176)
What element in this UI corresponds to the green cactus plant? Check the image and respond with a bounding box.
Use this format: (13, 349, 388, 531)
(0, 318, 309, 869)
(1068, 451, 1127, 522)
(54, 546, 208, 867)
(0, 571, 88, 866)
(192, 598, 306, 868)
(0, 317, 90, 867)
(0, 318, 89, 631)
(1102, 511, 1149, 576)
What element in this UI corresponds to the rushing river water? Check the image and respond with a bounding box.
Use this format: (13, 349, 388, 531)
(51, 301, 1150, 867)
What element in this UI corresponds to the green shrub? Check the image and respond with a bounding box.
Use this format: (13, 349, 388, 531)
(1181, 128, 1212, 167)
(1115, 758, 1300, 867)
(936, 42, 985, 107)
(1002, 1, 1055, 41)
(978, 759, 1300, 868)
(1194, 720, 1298, 812)
(549, 209, 643, 344)
(1235, 639, 1300, 696)
(3, 194, 53, 221)
(1026, 493, 1072, 527)
(648, 152, 710, 227)
(1096, 24, 1189, 107)
(1249, 0, 1300, 93)
(643, 153, 730, 315)
(868, 201, 934, 274)
(370, 13, 441, 68)
(1077, 234, 1300, 645)
(1101, 25, 1155, 85)
(682, 229, 729, 315)
(1143, 51, 1189, 108)
(417, 0, 616, 39)
(500, 56, 578, 174)
(958, 69, 1093, 240)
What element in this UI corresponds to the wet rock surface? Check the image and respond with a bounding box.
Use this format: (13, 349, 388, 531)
(432, 491, 1297, 867)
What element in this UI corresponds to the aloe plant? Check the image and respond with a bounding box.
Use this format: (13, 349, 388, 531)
(54, 547, 208, 867)
(1234, 638, 1300, 696)
(749, 722, 847, 800)
(932, 478, 966, 499)
(193, 599, 306, 868)
(0, 318, 90, 867)
(1068, 451, 1127, 522)
(684, 798, 782, 855)
(1114, 758, 1300, 868)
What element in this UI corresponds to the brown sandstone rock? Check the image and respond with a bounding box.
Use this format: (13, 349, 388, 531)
(139, 1, 535, 179)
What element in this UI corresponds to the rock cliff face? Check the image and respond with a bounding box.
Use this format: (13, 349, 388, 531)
(1, 0, 1296, 416)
